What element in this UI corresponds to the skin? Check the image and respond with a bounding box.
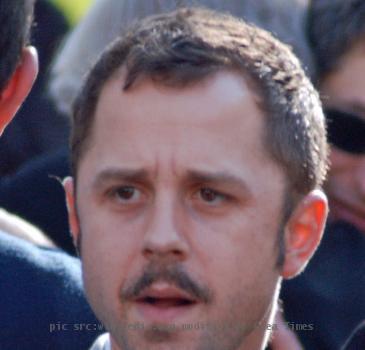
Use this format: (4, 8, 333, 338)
(269, 312, 303, 350)
(320, 40, 365, 233)
(65, 70, 327, 350)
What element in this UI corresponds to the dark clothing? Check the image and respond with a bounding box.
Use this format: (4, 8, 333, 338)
(0, 147, 74, 254)
(0, 231, 103, 349)
(281, 221, 365, 350)
(341, 321, 365, 350)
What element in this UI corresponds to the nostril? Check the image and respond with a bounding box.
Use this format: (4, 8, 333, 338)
(142, 247, 186, 261)
(172, 249, 183, 256)
(143, 248, 154, 256)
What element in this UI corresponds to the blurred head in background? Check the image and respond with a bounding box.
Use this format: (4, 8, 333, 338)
(308, 0, 365, 232)
(0, 0, 38, 134)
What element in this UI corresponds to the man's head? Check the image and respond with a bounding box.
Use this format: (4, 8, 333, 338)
(64, 8, 328, 350)
(0, 0, 38, 134)
(308, 0, 365, 232)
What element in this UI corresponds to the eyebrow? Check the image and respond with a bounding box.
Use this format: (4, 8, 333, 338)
(91, 167, 251, 196)
(92, 168, 151, 190)
(184, 169, 251, 195)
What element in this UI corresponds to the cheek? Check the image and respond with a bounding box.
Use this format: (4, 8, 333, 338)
(190, 207, 280, 289)
(203, 236, 280, 334)
(78, 206, 142, 314)
(78, 194, 144, 258)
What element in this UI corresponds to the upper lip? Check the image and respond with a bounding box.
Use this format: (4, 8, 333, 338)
(134, 282, 197, 303)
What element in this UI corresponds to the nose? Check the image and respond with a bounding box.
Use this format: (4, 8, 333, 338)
(142, 192, 189, 262)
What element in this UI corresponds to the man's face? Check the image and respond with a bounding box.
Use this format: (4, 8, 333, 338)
(320, 41, 365, 233)
(73, 70, 288, 350)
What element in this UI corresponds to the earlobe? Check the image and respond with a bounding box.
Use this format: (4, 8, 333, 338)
(281, 190, 328, 279)
(0, 46, 38, 134)
(63, 176, 80, 246)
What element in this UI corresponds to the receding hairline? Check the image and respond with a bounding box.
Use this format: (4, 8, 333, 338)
(74, 64, 267, 172)
(111, 63, 263, 97)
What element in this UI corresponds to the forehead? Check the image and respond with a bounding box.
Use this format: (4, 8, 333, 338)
(95, 69, 261, 125)
(93, 70, 262, 137)
(77, 70, 285, 194)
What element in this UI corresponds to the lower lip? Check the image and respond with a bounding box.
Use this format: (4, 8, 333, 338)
(134, 301, 198, 324)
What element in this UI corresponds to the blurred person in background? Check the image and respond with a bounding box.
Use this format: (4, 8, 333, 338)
(0, 0, 70, 176)
(0, 0, 74, 252)
(309, 0, 365, 234)
(281, 1, 365, 349)
(0, 1, 101, 348)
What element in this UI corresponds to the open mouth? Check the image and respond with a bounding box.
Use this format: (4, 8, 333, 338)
(132, 282, 200, 321)
(139, 297, 196, 308)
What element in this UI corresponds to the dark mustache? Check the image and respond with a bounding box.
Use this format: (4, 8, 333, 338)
(120, 264, 212, 304)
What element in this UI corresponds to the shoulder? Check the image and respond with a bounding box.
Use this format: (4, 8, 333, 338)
(0, 230, 102, 348)
(0, 229, 81, 283)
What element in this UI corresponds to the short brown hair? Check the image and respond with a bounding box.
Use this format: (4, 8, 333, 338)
(72, 7, 328, 201)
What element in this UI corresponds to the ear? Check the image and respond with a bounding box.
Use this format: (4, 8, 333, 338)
(63, 176, 80, 246)
(281, 189, 328, 279)
(0, 46, 38, 134)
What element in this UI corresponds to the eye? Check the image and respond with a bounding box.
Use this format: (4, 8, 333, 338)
(198, 187, 226, 204)
(110, 186, 141, 203)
